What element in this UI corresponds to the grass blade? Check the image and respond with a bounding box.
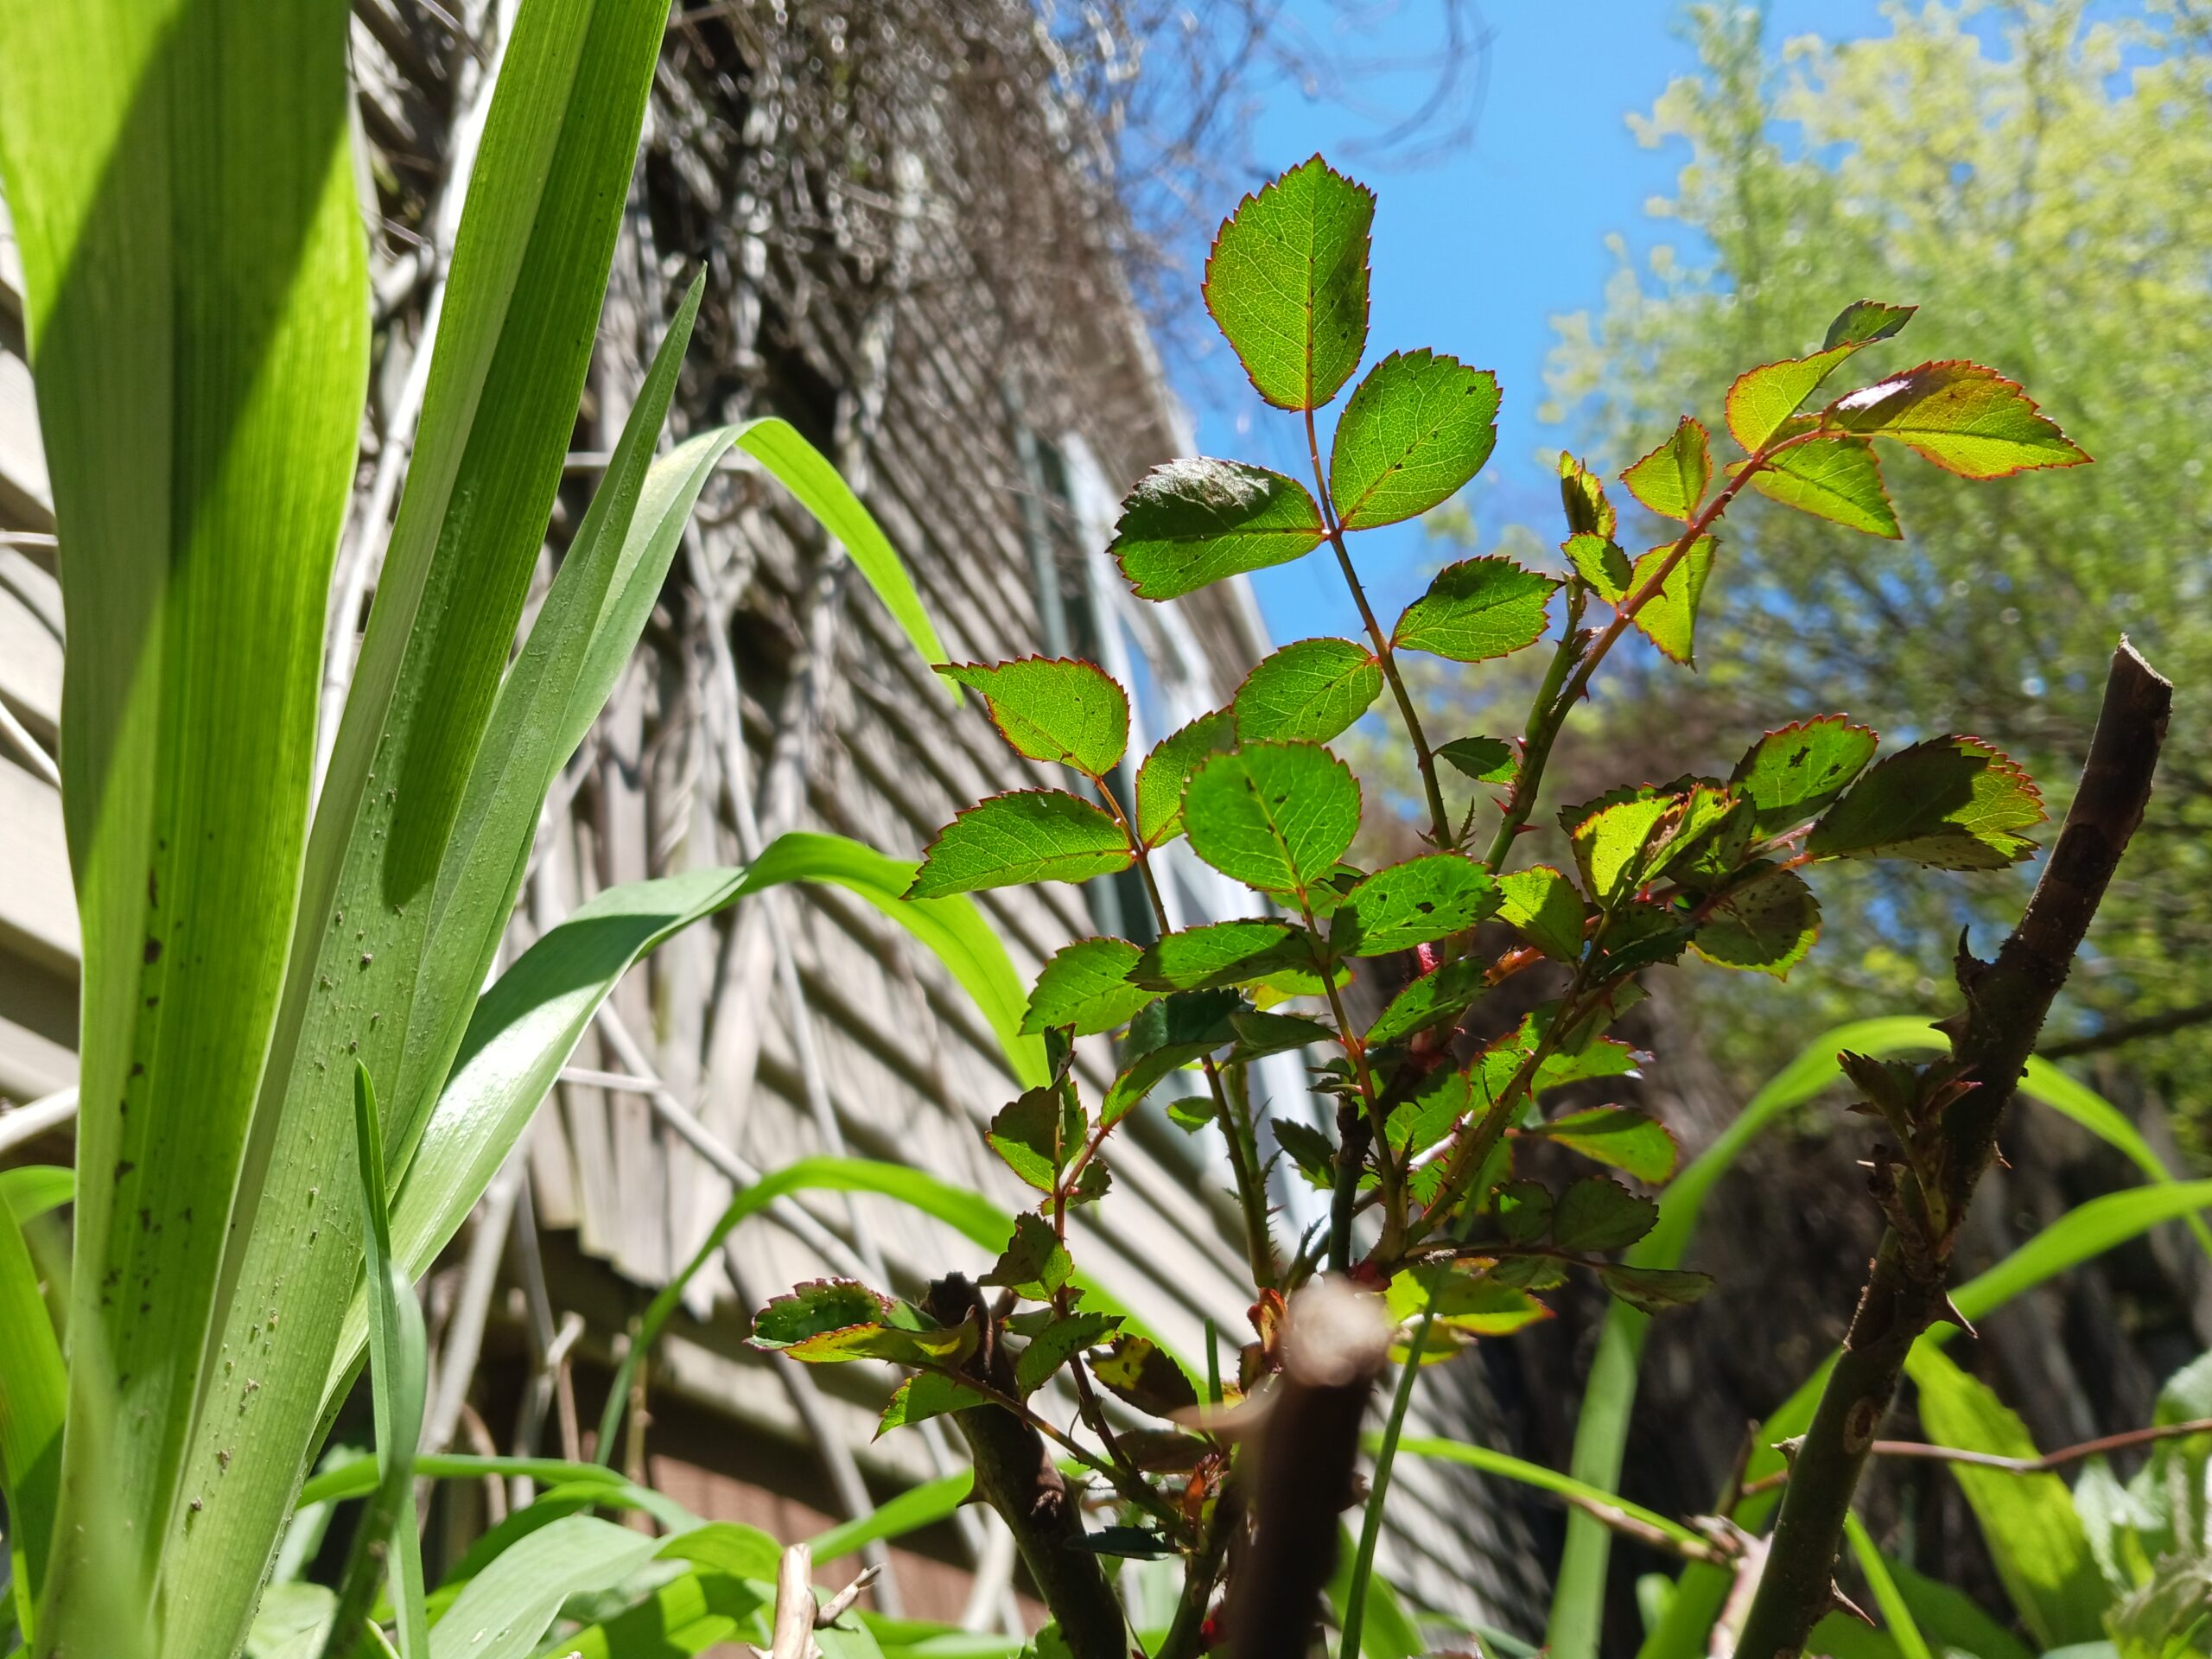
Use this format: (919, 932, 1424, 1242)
(337, 1065, 430, 1659)
(162, 5, 670, 1647)
(1842, 1515, 1932, 1659)
(425, 1514, 658, 1659)
(0, 1180, 63, 1642)
(0, 1167, 71, 1225)
(0, 0, 368, 1628)
(806, 1471, 976, 1564)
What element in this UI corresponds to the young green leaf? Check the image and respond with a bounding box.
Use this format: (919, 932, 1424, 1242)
(1731, 716, 1880, 835)
(938, 658, 1129, 777)
(1824, 299, 1916, 349)
(1274, 1118, 1339, 1189)
(1386, 1265, 1552, 1337)
(1202, 154, 1375, 410)
(1564, 532, 1632, 601)
(1692, 868, 1821, 976)
(1807, 736, 2044, 868)
(1133, 919, 1314, 992)
(1183, 741, 1361, 896)
(1726, 343, 1863, 452)
(1329, 350, 1501, 529)
(1552, 1177, 1660, 1253)
(1743, 435, 1899, 537)
(1497, 866, 1587, 961)
(1623, 534, 1715, 665)
(1391, 556, 1557, 663)
(1825, 360, 2090, 478)
(906, 790, 1133, 897)
(982, 1213, 1075, 1301)
(1569, 792, 1678, 905)
(1621, 416, 1711, 521)
(1436, 735, 1518, 785)
(1559, 451, 1617, 537)
(1365, 956, 1485, 1047)
(1111, 457, 1326, 600)
(878, 1374, 994, 1437)
(1165, 1096, 1217, 1134)
(1135, 709, 1236, 847)
(1596, 1264, 1713, 1314)
(1103, 992, 1244, 1124)
(1024, 938, 1154, 1036)
(987, 1086, 1085, 1192)
(1333, 854, 1500, 956)
(1229, 1009, 1336, 1062)
(1527, 1108, 1680, 1185)
(1014, 1311, 1122, 1396)
(1234, 638, 1383, 744)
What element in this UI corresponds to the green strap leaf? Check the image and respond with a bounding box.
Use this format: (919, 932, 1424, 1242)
(1743, 435, 1900, 537)
(1391, 556, 1557, 664)
(353, 1066, 429, 1659)
(1110, 457, 1325, 601)
(1826, 359, 2091, 478)
(0, 1166, 72, 1225)
(1387, 1437, 1706, 1551)
(1807, 735, 2045, 868)
(1233, 638, 1382, 744)
(0, 1169, 63, 1643)
(938, 658, 1127, 775)
(1841, 1515, 1934, 1659)
(1202, 154, 1375, 410)
(1330, 350, 1500, 529)
(906, 790, 1133, 898)
(1134, 710, 1236, 848)
(1621, 416, 1711, 522)
(427, 1514, 659, 1659)
(1182, 741, 1361, 898)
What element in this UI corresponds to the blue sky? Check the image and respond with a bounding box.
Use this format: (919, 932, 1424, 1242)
(1177, 0, 1889, 642)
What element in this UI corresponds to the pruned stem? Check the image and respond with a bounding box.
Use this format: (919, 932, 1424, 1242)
(1736, 639, 2171, 1656)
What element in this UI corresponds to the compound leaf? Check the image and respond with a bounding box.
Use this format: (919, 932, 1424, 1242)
(1234, 638, 1382, 744)
(1333, 854, 1500, 957)
(1621, 416, 1710, 521)
(1135, 710, 1236, 847)
(1824, 299, 1916, 349)
(1183, 741, 1360, 897)
(751, 1281, 893, 1349)
(1692, 868, 1821, 977)
(1559, 451, 1616, 537)
(1529, 1108, 1680, 1185)
(1497, 866, 1586, 961)
(987, 1086, 1085, 1192)
(1564, 532, 1631, 601)
(1366, 956, 1485, 1047)
(1745, 436, 1900, 537)
(908, 791, 1131, 897)
(1552, 1177, 1659, 1253)
(1825, 360, 2090, 479)
(982, 1213, 1075, 1301)
(1014, 1312, 1122, 1396)
(1330, 349, 1500, 529)
(1134, 920, 1313, 992)
(1111, 457, 1326, 600)
(1731, 716, 1879, 835)
(1623, 535, 1715, 666)
(1597, 1265, 1713, 1314)
(1808, 737, 2044, 869)
(1202, 154, 1374, 410)
(938, 658, 1129, 776)
(878, 1374, 993, 1437)
(1727, 344, 1861, 452)
(1024, 938, 1154, 1037)
(1437, 735, 1517, 785)
(1392, 556, 1556, 664)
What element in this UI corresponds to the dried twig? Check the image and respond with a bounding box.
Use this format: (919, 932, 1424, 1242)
(1744, 1414, 2212, 1497)
(747, 1541, 880, 1659)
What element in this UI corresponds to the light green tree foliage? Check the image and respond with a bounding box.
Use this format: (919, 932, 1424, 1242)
(1534, 2, 2212, 1084)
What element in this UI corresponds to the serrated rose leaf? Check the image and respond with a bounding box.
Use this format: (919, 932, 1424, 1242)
(1366, 955, 1485, 1047)
(1731, 716, 1879, 835)
(1559, 451, 1616, 537)
(1692, 867, 1821, 976)
(1014, 1311, 1122, 1396)
(1824, 299, 1916, 349)
(785, 1317, 976, 1367)
(1228, 1009, 1335, 1062)
(1726, 343, 1862, 452)
(1807, 736, 2044, 868)
(1183, 741, 1361, 896)
(1110, 457, 1325, 601)
(1386, 1264, 1552, 1336)
(1330, 349, 1501, 529)
(1437, 734, 1518, 785)
(1202, 154, 1374, 410)
(1234, 638, 1382, 743)
(1825, 359, 2090, 478)
(1592, 900, 1695, 976)
(1624, 535, 1715, 665)
(1332, 853, 1500, 957)
(987, 1085, 1085, 1191)
(1133, 919, 1314, 992)
(1497, 865, 1586, 961)
(1569, 792, 1677, 904)
(1564, 531, 1631, 602)
(1743, 436, 1899, 537)
(981, 1212, 1074, 1301)
(1494, 1180, 1553, 1245)
(1104, 990, 1243, 1123)
(907, 790, 1132, 897)
(1533, 1034, 1643, 1092)
(1529, 1107, 1680, 1184)
(1621, 416, 1711, 521)
(1024, 938, 1154, 1037)
(1392, 556, 1556, 664)
(877, 1373, 994, 1437)
(1092, 1335, 1199, 1418)
(1552, 1176, 1660, 1252)
(751, 1280, 893, 1349)
(938, 657, 1130, 776)
(1597, 1264, 1714, 1314)
(1135, 709, 1236, 847)
(1274, 1117, 1338, 1189)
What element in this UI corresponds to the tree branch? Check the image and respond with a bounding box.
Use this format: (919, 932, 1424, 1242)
(1737, 638, 2172, 1657)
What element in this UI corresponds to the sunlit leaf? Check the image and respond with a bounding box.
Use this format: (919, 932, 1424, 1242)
(353, 1067, 429, 1659)
(938, 658, 1129, 777)
(1731, 716, 1879, 835)
(1333, 854, 1500, 956)
(1744, 435, 1899, 536)
(1235, 638, 1383, 743)
(1726, 343, 1862, 451)
(1331, 350, 1501, 529)
(426, 1514, 659, 1659)
(1497, 866, 1587, 961)
(1559, 451, 1617, 537)
(1436, 735, 1518, 785)
(1824, 299, 1916, 349)
(1203, 154, 1375, 410)
(1134, 919, 1313, 991)
(1808, 736, 2044, 868)
(1391, 556, 1557, 664)
(1183, 741, 1361, 896)
(907, 791, 1133, 896)
(1014, 1312, 1122, 1396)
(1623, 535, 1716, 665)
(1111, 457, 1326, 600)
(1528, 1108, 1680, 1184)
(878, 1375, 994, 1438)
(1568, 792, 1677, 904)
(982, 1213, 1076, 1301)
(1092, 1335, 1200, 1418)
(1024, 938, 1154, 1036)
(1386, 1264, 1551, 1336)
(1692, 868, 1821, 976)
(1564, 531, 1631, 601)
(1621, 416, 1711, 521)
(1826, 359, 2091, 478)
(1134, 709, 1236, 848)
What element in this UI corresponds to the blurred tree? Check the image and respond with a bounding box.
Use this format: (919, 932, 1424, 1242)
(1502, 0, 2212, 1106)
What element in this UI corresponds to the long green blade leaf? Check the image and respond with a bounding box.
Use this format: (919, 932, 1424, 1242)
(806, 1470, 976, 1564)
(162, 3, 669, 1649)
(0, 1185, 63, 1641)
(0, 0, 368, 1627)
(1842, 1515, 1932, 1659)
(426, 1514, 658, 1659)
(353, 1066, 429, 1659)
(0, 1167, 72, 1225)
(1388, 1437, 1706, 1550)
